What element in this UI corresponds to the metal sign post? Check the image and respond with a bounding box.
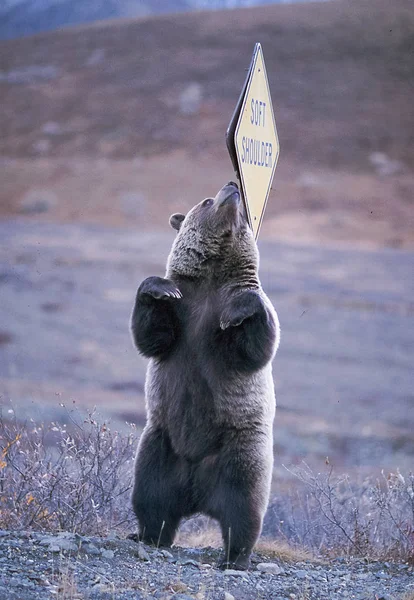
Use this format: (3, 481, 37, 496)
(226, 43, 280, 239)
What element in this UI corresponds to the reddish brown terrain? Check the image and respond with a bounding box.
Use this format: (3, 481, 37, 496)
(0, 0, 413, 248)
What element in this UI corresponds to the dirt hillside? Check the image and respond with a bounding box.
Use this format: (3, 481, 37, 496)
(0, 0, 413, 248)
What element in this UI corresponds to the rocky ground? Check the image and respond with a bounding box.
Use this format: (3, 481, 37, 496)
(0, 530, 412, 600)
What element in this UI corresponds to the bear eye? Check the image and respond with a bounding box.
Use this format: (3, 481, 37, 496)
(202, 198, 213, 208)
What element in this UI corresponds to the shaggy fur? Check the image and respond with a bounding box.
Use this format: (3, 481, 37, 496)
(130, 182, 280, 569)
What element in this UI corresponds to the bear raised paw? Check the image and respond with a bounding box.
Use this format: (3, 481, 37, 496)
(130, 181, 280, 570)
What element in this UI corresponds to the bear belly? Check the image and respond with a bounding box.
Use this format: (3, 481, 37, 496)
(146, 359, 224, 463)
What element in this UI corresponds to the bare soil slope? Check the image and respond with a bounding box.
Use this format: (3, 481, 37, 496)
(0, 0, 413, 247)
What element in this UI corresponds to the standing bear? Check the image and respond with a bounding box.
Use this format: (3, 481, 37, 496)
(130, 181, 280, 569)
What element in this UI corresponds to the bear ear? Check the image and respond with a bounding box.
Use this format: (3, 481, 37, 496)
(169, 213, 185, 231)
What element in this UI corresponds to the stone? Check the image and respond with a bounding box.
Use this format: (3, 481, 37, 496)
(294, 569, 308, 579)
(136, 544, 150, 561)
(223, 593, 235, 600)
(223, 569, 247, 577)
(369, 151, 404, 176)
(182, 559, 200, 568)
(257, 562, 285, 575)
(84, 543, 100, 555)
(101, 549, 114, 559)
(39, 534, 78, 553)
(179, 82, 202, 116)
(376, 572, 392, 580)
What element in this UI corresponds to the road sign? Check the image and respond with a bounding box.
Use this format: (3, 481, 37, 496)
(227, 43, 280, 239)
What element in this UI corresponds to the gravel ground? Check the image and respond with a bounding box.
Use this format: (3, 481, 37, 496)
(0, 531, 412, 600)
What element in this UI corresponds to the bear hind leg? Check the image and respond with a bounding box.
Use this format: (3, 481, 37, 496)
(216, 488, 262, 570)
(200, 438, 272, 570)
(132, 427, 191, 547)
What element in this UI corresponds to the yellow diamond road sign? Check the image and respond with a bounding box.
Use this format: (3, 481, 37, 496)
(227, 43, 280, 239)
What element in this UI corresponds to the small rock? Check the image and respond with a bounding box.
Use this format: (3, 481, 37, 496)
(369, 151, 404, 176)
(223, 593, 235, 600)
(223, 569, 247, 576)
(101, 549, 114, 559)
(294, 569, 308, 579)
(160, 549, 174, 559)
(39, 534, 78, 553)
(136, 544, 150, 561)
(257, 562, 284, 575)
(83, 543, 100, 555)
(182, 559, 200, 568)
(179, 82, 202, 116)
(375, 571, 391, 580)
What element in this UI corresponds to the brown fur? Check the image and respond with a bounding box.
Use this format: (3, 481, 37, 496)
(130, 182, 280, 569)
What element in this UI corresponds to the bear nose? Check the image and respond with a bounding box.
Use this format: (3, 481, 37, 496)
(227, 181, 239, 189)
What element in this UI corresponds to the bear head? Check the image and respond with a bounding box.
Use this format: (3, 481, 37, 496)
(166, 181, 259, 286)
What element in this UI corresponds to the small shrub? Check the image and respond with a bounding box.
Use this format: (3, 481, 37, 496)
(1, 407, 413, 564)
(266, 462, 414, 563)
(0, 405, 136, 535)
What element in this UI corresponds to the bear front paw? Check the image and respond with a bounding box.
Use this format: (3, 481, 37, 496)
(139, 276, 182, 300)
(220, 291, 262, 330)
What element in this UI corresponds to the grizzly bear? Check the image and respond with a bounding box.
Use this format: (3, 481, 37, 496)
(130, 181, 280, 569)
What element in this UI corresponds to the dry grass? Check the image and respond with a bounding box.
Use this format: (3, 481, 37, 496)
(176, 524, 222, 549)
(256, 539, 320, 564)
(53, 567, 82, 600)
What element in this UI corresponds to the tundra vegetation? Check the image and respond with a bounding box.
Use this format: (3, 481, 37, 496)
(0, 406, 412, 565)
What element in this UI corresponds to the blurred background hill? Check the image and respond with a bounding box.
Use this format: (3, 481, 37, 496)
(0, 0, 319, 41)
(1, 0, 413, 246)
(0, 0, 413, 522)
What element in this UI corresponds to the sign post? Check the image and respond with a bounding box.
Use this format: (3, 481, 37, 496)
(226, 43, 280, 239)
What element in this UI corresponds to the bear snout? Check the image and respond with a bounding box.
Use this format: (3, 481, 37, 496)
(226, 181, 239, 189)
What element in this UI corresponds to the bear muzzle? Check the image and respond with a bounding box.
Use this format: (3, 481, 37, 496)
(216, 182, 240, 208)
